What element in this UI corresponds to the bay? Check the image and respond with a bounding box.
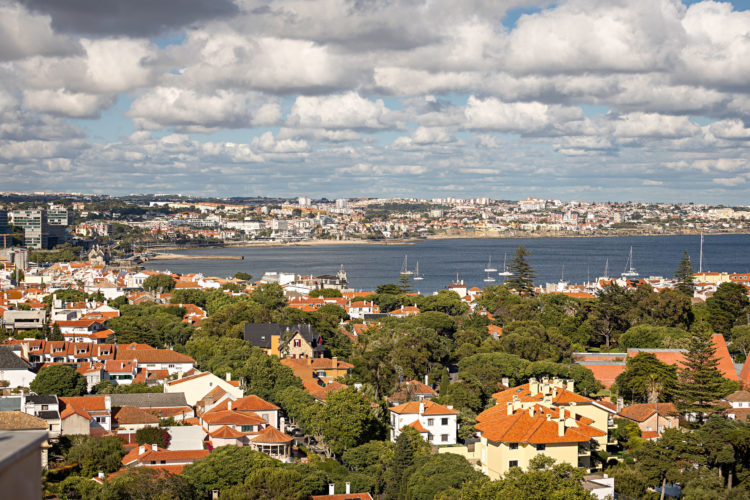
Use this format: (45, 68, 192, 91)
(143, 234, 750, 294)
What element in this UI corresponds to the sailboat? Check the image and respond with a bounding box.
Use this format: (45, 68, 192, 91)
(484, 271, 496, 283)
(622, 246, 639, 277)
(484, 255, 497, 273)
(400, 255, 413, 276)
(498, 253, 512, 277)
(413, 261, 424, 280)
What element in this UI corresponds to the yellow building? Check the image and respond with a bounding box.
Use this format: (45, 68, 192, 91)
(464, 377, 613, 479)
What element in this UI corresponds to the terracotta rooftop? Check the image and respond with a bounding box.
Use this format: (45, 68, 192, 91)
(250, 425, 294, 443)
(209, 425, 245, 439)
(115, 349, 195, 364)
(619, 403, 678, 422)
(0, 411, 48, 430)
(390, 400, 458, 415)
(475, 407, 605, 444)
(113, 406, 160, 425)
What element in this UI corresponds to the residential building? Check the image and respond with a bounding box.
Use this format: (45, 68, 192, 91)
(389, 400, 458, 446)
(281, 357, 353, 384)
(0, 346, 36, 387)
(248, 426, 295, 462)
(474, 404, 605, 479)
(114, 348, 196, 375)
(164, 371, 243, 406)
(724, 390, 750, 421)
(121, 443, 209, 474)
(243, 323, 325, 359)
(619, 403, 679, 438)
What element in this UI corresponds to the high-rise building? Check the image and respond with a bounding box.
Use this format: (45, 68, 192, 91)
(0, 210, 10, 248)
(9, 208, 68, 249)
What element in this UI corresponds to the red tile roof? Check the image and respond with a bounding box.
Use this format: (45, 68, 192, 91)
(619, 403, 677, 422)
(475, 407, 605, 444)
(250, 426, 294, 443)
(390, 400, 458, 415)
(116, 349, 195, 364)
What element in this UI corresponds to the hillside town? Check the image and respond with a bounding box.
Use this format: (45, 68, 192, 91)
(1, 232, 750, 499)
(2, 193, 750, 252)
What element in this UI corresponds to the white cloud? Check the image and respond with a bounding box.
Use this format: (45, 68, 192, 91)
(0, 2, 79, 61)
(23, 89, 115, 118)
(464, 96, 584, 134)
(286, 92, 400, 130)
(251, 131, 309, 153)
(610, 112, 700, 138)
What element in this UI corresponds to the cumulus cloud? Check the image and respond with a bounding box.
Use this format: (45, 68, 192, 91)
(251, 131, 309, 153)
(128, 87, 281, 131)
(286, 92, 401, 130)
(463, 96, 584, 135)
(18, 0, 238, 37)
(0, 2, 80, 61)
(23, 89, 115, 118)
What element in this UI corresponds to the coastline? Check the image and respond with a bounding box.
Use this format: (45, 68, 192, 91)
(147, 229, 750, 254)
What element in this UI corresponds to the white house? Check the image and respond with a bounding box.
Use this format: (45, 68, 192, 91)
(0, 346, 36, 388)
(114, 349, 195, 376)
(389, 400, 458, 446)
(164, 371, 243, 406)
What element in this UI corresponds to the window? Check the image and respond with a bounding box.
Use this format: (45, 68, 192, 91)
(294, 339, 301, 347)
(441, 434, 448, 442)
(509, 443, 518, 450)
(241, 425, 253, 432)
(41, 405, 49, 411)
(536, 444, 546, 451)
(509, 460, 519, 468)
(441, 418, 448, 426)
(427, 418, 434, 426)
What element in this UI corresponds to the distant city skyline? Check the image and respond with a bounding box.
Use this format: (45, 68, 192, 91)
(1, 0, 750, 203)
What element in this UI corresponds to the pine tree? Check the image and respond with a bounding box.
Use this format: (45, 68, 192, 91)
(507, 246, 536, 296)
(673, 331, 731, 420)
(674, 250, 695, 297)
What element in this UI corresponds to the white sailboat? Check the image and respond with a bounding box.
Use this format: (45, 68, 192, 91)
(484, 255, 497, 273)
(484, 272, 496, 283)
(400, 255, 413, 276)
(498, 253, 512, 277)
(622, 246, 639, 278)
(413, 260, 424, 280)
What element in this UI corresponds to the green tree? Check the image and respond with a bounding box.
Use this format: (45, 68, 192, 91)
(48, 322, 64, 341)
(221, 467, 308, 500)
(507, 246, 536, 296)
(635, 428, 688, 500)
(200, 300, 270, 338)
(459, 455, 591, 499)
(402, 453, 481, 500)
(314, 388, 383, 456)
(250, 282, 287, 310)
(108, 303, 194, 347)
(615, 352, 678, 403)
(100, 467, 194, 500)
(234, 347, 304, 402)
(309, 288, 343, 298)
(31, 365, 87, 396)
(385, 426, 431, 499)
(142, 274, 176, 292)
(181, 446, 279, 495)
(498, 321, 570, 362)
(706, 282, 750, 335)
(675, 250, 696, 296)
(135, 426, 170, 448)
(674, 331, 734, 419)
(234, 272, 252, 281)
(67, 435, 126, 477)
(587, 282, 632, 348)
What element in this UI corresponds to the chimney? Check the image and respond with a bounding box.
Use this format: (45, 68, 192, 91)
(506, 401, 513, 416)
(226, 372, 231, 382)
(346, 482, 351, 494)
(512, 395, 521, 411)
(617, 397, 624, 413)
(227, 401, 232, 411)
(98, 471, 105, 480)
(425, 374, 429, 385)
(558, 417, 565, 437)
(529, 378, 538, 396)
(328, 484, 335, 495)
(332, 356, 337, 366)
(528, 406, 534, 417)
(501, 377, 509, 388)
(566, 379, 575, 392)
(152, 443, 158, 451)
(419, 402, 425, 415)
(138, 445, 145, 455)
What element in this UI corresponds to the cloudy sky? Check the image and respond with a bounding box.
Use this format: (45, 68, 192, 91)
(1, 0, 750, 202)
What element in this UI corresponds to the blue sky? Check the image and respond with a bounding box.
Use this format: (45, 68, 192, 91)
(2, 0, 750, 203)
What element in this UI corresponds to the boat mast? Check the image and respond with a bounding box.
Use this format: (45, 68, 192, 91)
(699, 232, 704, 274)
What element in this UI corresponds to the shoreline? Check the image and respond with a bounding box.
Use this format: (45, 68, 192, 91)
(145, 230, 750, 253)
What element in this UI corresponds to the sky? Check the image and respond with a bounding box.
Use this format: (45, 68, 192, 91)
(1, 0, 750, 203)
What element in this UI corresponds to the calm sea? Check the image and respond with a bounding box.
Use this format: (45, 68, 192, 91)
(143, 234, 750, 294)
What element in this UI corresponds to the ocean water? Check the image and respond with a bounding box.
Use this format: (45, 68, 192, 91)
(143, 234, 750, 294)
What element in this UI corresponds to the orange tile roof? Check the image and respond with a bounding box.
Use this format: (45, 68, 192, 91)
(201, 410, 266, 426)
(491, 382, 592, 406)
(122, 445, 209, 466)
(167, 372, 210, 386)
(390, 400, 458, 415)
(209, 425, 245, 439)
(475, 407, 604, 444)
(619, 403, 678, 422)
(250, 426, 294, 443)
(113, 406, 160, 425)
(406, 420, 428, 433)
(229, 394, 279, 411)
(116, 349, 195, 364)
